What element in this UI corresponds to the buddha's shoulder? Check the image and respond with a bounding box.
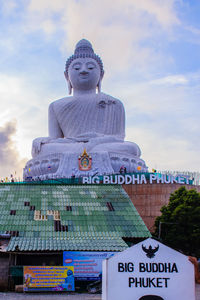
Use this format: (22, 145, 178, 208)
(98, 92, 123, 106)
(49, 96, 74, 108)
(49, 93, 124, 108)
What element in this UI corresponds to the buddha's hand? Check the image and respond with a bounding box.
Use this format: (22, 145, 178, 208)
(32, 137, 53, 157)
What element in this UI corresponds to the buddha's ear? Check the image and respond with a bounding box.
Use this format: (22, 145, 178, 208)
(97, 80, 101, 93)
(97, 71, 104, 93)
(64, 71, 72, 95)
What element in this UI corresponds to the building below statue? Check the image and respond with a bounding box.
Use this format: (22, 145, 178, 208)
(123, 182, 200, 231)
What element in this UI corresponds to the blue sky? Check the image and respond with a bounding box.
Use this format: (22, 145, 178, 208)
(0, 0, 199, 177)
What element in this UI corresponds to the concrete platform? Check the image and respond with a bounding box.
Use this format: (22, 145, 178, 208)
(0, 293, 101, 300)
(0, 287, 199, 300)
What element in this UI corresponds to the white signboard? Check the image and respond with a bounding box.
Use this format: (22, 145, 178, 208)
(102, 238, 195, 300)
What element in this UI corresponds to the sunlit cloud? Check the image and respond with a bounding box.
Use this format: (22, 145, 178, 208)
(150, 75, 188, 85)
(0, 120, 27, 178)
(24, 0, 180, 74)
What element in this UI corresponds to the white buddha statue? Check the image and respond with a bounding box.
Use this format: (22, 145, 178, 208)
(24, 39, 147, 180)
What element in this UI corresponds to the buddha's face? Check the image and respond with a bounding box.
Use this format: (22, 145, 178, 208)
(67, 57, 101, 92)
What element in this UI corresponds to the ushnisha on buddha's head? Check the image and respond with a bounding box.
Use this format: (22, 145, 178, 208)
(64, 39, 104, 95)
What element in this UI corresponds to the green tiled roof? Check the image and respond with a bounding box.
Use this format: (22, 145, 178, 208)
(0, 184, 151, 251)
(7, 236, 128, 252)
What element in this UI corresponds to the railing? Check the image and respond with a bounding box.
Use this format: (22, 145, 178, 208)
(157, 170, 200, 186)
(0, 171, 199, 185)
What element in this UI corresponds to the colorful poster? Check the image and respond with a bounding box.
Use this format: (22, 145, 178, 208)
(63, 251, 116, 281)
(24, 266, 75, 292)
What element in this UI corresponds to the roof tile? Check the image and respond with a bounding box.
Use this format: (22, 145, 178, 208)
(0, 183, 151, 251)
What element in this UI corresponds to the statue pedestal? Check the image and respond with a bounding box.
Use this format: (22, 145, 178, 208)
(23, 152, 114, 180)
(23, 151, 148, 180)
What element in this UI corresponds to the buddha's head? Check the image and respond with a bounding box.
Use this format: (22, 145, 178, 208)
(65, 39, 104, 94)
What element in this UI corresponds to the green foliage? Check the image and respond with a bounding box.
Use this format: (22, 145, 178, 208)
(154, 187, 200, 257)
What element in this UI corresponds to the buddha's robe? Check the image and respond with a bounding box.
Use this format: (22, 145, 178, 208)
(32, 92, 141, 158)
(48, 92, 125, 141)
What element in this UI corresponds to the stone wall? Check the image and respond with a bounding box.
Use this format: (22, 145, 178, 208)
(123, 183, 200, 232)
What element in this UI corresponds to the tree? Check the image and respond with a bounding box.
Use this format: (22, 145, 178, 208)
(154, 186, 200, 257)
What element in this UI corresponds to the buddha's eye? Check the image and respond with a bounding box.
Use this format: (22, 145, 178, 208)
(73, 63, 81, 70)
(87, 63, 96, 70)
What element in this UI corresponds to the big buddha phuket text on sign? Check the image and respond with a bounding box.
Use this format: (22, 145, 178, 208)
(82, 174, 190, 185)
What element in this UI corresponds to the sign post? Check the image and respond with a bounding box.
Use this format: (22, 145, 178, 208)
(102, 238, 195, 300)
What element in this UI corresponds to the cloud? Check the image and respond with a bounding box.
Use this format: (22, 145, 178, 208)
(123, 72, 200, 172)
(1, 0, 17, 15)
(61, 0, 179, 73)
(0, 72, 55, 161)
(0, 120, 27, 178)
(125, 0, 180, 28)
(149, 74, 189, 85)
(24, 0, 180, 74)
(27, 0, 179, 28)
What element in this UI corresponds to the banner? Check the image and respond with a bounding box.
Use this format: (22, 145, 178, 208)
(24, 266, 75, 292)
(63, 251, 116, 281)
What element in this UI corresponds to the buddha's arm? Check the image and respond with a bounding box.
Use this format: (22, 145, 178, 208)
(48, 103, 64, 138)
(31, 103, 64, 158)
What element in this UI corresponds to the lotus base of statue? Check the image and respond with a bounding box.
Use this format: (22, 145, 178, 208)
(23, 151, 147, 180)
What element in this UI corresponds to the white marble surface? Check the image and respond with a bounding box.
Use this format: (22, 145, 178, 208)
(24, 39, 147, 180)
